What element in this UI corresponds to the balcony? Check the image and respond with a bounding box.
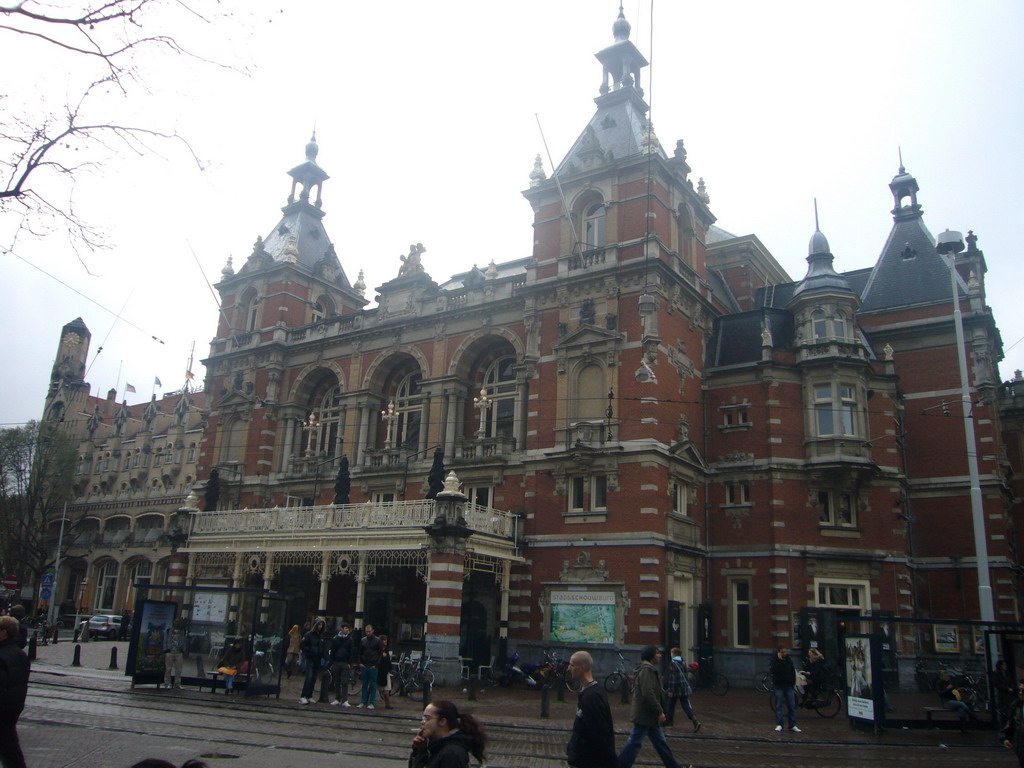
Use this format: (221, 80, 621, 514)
(454, 437, 516, 462)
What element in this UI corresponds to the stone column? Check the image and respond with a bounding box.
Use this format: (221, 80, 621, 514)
(260, 553, 274, 627)
(354, 554, 368, 628)
(281, 417, 296, 472)
(318, 551, 331, 613)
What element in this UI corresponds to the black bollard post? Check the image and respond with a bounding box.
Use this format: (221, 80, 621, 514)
(28, 635, 37, 661)
(620, 678, 630, 705)
(318, 668, 332, 703)
(423, 677, 432, 706)
(468, 674, 478, 702)
(109, 646, 119, 670)
(52, 627, 59, 644)
(72, 644, 82, 667)
(540, 682, 550, 718)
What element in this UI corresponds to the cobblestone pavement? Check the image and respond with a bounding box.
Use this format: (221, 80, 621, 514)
(20, 638, 1016, 767)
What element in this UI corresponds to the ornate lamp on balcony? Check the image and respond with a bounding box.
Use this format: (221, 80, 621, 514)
(381, 400, 399, 449)
(474, 389, 491, 439)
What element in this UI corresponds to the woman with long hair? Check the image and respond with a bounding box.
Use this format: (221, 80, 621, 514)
(285, 625, 302, 679)
(409, 699, 487, 768)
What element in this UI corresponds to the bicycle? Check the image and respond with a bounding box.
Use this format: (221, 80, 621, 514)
(769, 675, 842, 718)
(604, 649, 636, 694)
(687, 656, 729, 696)
(395, 654, 434, 701)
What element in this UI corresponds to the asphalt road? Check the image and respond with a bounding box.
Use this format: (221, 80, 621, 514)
(17, 639, 1018, 768)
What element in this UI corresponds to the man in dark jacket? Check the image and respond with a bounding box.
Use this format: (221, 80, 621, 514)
(329, 622, 356, 707)
(299, 618, 328, 704)
(0, 615, 30, 768)
(566, 650, 616, 768)
(358, 623, 383, 709)
(1001, 678, 1024, 766)
(770, 647, 801, 732)
(618, 646, 683, 768)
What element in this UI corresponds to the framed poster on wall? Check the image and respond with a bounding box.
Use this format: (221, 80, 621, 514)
(549, 590, 616, 644)
(934, 624, 960, 653)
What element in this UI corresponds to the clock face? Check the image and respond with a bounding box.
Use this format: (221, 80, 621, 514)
(61, 332, 80, 350)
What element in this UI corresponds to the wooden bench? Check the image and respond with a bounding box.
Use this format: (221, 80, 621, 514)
(206, 670, 249, 693)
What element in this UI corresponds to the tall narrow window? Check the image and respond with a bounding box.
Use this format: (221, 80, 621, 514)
(575, 364, 606, 421)
(584, 203, 606, 249)
(95, 561, 119, 611)
(482, 357, 516, 439)
(671, 482, 689, 516)
(819, 490, 856, 526)
(732, 580, 752, 647)
(395, 372, 423, 450)
(812, 382, 860, 437)
(466, 486, 493, 508)
(568, 475, 608, 512)
(315, 386, 343, 456)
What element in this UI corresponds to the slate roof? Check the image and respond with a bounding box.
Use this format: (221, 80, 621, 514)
(859, 211, 956, 313)
(706, 308, 794, 369)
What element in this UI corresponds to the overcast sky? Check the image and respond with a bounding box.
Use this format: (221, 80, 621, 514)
(3, 0, 1023, 429)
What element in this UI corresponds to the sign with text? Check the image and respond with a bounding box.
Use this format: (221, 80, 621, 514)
(549, 590, 615, 644)
(845, 633, 882, 722)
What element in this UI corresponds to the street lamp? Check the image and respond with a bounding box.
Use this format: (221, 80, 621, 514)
(302, 411, 319, 457)
(474, 389, 491, 440)
(935, 228, 995, 625)
(381, 401, 399, 449)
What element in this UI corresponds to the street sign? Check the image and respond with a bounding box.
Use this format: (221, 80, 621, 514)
(2, 575, 18, 590)
(40, 587, 52, 601)
(41, 573, 55, 588)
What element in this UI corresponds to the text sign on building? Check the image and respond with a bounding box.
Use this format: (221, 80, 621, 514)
(549, 590, 616, 645)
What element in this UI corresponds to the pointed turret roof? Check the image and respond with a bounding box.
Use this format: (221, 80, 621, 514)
(556, 6, 660, 176)
(236, 135, 352, 290)
(789, 206, 854, 302)
(859, 164, 957, 313)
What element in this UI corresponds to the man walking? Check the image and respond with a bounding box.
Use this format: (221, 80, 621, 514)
(358, 623, 383, 709)
(329, 622, 356, 707)
(770, 647, 801, 733)
(299, 618, 329, 704)
(618, 646, 683, 768)
(0, 615, 30, 768)
(163, 619, 185, 689)
(566, 650, 616, 768)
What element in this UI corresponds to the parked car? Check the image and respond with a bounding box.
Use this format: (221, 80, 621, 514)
(82, 615, 122, 640)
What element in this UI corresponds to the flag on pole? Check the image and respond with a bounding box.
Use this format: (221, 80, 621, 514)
(125, 382, 137, 394)
(154, 376, 162, 388)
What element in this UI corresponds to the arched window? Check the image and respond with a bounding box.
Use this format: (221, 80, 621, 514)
(239, 288, 260, 332)
(394, 372, 423, 450)
(126, 560, 153, 607)
(481, 357, 516, 439)
(311, 295, 335, 324)
(584, 203, 606, 249)
(94, 560, 119, 611)
(219, 419, 248, 464)
(315, 385, 344, 456)
(812, 310, 829, 341)
(575, 363, 606, 421)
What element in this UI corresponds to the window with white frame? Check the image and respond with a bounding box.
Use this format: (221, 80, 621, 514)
(481, 357, 516, 439)
(731, 580, 752, 647)
(391, 371, 423, 450)
(94, 560, 119, 611)
(815, 580, 866, 610)
(466, 486, 494, 508)
(568, 475, 608, 513)
(671, 481, 689, 516)
(818, 490, 856, 526)
(372, 491, 395, 504)
(126, 560, 153, 607)
(314, 385, 344, 457)
(723, 408, 749, 427)
(812, 382, 859, 437)
(583, 203, 606, 249)
(811, 309, 848, 342)
(725, 482, 750, 505)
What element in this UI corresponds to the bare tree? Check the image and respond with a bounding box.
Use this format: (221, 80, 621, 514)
(0, 420, 80, 613)
(1, 0, 234, 255)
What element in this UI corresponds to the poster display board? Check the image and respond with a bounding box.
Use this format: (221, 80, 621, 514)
(549, 590, 615, 644)
(844, 633, 882, 722)
(128, 600, 178, 678)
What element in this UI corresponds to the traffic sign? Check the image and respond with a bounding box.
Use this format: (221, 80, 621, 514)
(40, 587, 52, 601)
(2, 575, 18, 590)
(41, 573, 55, 588)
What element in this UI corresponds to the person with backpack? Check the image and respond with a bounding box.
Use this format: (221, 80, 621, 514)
(665, 647, 701, 732)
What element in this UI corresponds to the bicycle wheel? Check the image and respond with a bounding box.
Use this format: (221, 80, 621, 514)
(710, 672, 729, 696)
(815, 688, 842, 718)
(604, 671, 624, 693)
(754, 672, 772, 693)
(406, 676, 424, 702)
(565, 667, 583, 693)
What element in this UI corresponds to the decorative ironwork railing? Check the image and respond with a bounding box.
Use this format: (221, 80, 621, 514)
(189, 499, 516, 539)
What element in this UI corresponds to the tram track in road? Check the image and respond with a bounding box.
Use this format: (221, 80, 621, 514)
(23, 676, 1009, 768)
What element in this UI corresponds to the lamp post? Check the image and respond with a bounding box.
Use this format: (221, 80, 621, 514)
(935, 228, 995, 625)
(302, 412, 319, 457)
(474, 389, 491, 440)
(46, 501, 68, 627)
(381, 400, 399, 449)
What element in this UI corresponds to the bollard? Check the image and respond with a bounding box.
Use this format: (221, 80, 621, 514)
(72, 644, 82, 667)
(28, 635, 37, 661)
(109, 646, 119, 670)
(423, 678, 432, 706)
(318, 668, 332, 703)
(52, 627, 59, 644)
(620, 677, 630, 705)
(540, 682, 550, 718)
(467, 674, 478, 702)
